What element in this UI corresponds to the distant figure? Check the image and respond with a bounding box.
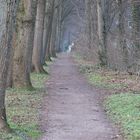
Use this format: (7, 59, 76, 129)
(67, 42, 74, 53)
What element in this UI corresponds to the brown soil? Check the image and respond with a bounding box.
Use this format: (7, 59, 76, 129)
(40, 53, 122, 140)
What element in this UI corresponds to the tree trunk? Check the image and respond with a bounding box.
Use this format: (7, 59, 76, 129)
(58, 4, 63, 52)
(6, 49, 13, 88)
(97, 0, 107, 66)
(132, 1, 140, 65)
(42, 0, 49, 65)
(45, 0, 55, 61)
(32, 0, 47, 73)
(85, 0, 92, 49)
(13, 0, 37, 89)
(118, 0, 128, 70)
(49, 6, 57, 58)
(0, 0, 16, 131)
(42, 0, 54, 64)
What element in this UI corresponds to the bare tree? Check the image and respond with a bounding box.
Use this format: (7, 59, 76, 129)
(32, 0, 47, 73)
(0, 0, 17, 131)
(13, 0, 37, 89)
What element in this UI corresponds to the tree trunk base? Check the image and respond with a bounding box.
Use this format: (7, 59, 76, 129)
(46, 56, 52, 62)
(13, 82, 34, 90)
(0, 122, 12, 133)
(0, 109, 12, 133)
(51, 51, 57, 58)
(33, 65, 48, 74)
(39, 67, 48, 74)
(43, 62, 48, 66)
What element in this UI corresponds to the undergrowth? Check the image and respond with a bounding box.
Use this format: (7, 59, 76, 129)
(0, 66, 48, 140)
(105, 93, 140, 140)
(79, 62, 124, 90)
(74, 53, 140, 140)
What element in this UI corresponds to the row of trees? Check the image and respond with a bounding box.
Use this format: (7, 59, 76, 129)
(0, 0, 76, 132)
(3, 0, 139, 132)
(81, 0, 140, 72)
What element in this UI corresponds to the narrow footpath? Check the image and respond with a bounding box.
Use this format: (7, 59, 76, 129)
(40, 53, 122, 140)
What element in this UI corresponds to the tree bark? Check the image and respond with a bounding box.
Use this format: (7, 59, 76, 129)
(97, 0, 108, 66)
(49, 6, 57, 58)
(32, 0, 47, 73)
(42, 0, 54, 64)
(45, 0, 55, 61)
(13, 0, 37, 89)
(132, 1, 140, 65)
(118, 0, 128, 70)
(85, 0, 92, 49)
(0, 0, 16, 131)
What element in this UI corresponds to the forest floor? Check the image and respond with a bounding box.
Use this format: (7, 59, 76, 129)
(40, 53, 122, 140)
(74, 53, 140, 140)
(0, 66, 49, 140)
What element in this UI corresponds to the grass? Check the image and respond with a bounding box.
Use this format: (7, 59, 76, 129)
(74, 53, 140, 140)
(79, 63, 124, 90)
(87, 73, 124, 89)
(0, 66, 48, 140)
(105, 93, 140, 140)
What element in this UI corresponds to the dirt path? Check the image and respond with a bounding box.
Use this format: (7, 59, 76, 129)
(40, 53, 122, 140)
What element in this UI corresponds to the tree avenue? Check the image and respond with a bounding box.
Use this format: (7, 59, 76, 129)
(0, 0, 140, 137)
